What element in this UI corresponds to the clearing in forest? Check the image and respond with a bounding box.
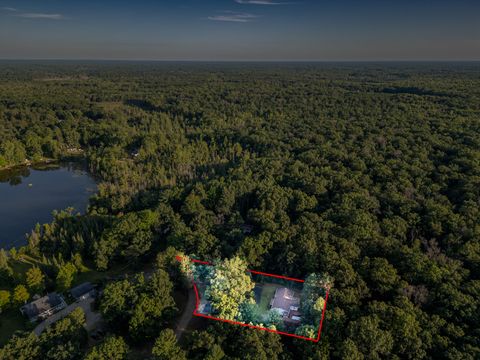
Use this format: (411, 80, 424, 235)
(176, 255, 331, 343)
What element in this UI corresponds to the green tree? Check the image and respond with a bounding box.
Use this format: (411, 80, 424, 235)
(231, 329, 284, 360)
(1, 140, 26, 165)
(0, 248, 12, 279)
(177, 253, 194, 286)
(152, 329, 186, 360)
(94, 210, 158, 270)
(25, 266, 45, 294)
(56, 262, 77, 291)
(295, 324, 317, 339)
(300, 273, 332, 324)
(265, 309, 283, 328)
(100, 278, 139, 325)
(208, 257, 254, 320)
(0, 289, 11, 312)
(238, 302, 262, 324)
(0, 332, 40, 360)
(362, 257, 400, 294)
(85, 335, 129, 360)
(340, 339, 365, 360)
(13, 285, 29, 305)
(129, 269, 176, 340)
(40, 307, 87, 359)
(204, 344, 225, 360)
(347, 315, 394, 359)
(100, 271, 176, 341)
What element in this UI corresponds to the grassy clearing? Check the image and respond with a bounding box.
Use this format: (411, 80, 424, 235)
(258, 283, 280, 313)
(6, 254, 43, 287)
(0, 309, 30, 346)
(73, 262, 128, 287)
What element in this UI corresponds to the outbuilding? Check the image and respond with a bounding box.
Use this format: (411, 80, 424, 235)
(69, 282, 96, 301)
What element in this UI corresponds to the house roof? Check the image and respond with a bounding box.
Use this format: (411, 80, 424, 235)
(270, 287, 299, 311)
(20, 293, 64, 319)
(69, 282, 95, 299)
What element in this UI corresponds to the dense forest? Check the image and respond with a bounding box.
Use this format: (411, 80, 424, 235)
(0, 62, 479, 359)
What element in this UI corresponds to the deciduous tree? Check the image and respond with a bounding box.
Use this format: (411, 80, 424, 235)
(208, 256, 254, 320)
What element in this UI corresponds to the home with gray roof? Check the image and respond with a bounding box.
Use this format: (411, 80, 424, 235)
(69, 282, 96, 301)
(20, 293, 67, 322)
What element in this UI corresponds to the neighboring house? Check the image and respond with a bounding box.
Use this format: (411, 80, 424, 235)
(20, 293, 67, 322)
(270, 287, 302, 323)
(69, 282, 96, 301)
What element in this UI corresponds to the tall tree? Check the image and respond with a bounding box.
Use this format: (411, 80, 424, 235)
(25, 266, 45, 294)
(207, 256, 254, 320)
(0, 290, 11, 313)
(152, 329, 186, 360)
(84, 335, 129, 360)
(13, 285, 29, 305)
(56, 262, 77, 291)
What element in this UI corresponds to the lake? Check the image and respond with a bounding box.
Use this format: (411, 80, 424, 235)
(0, 163, 97, 249)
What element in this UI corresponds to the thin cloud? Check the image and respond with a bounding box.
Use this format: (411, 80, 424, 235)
(235, 0, 293, 5)
(208, 12, 258, 23)
(1, 7, 17, 11)
(16, 13, 65, 20)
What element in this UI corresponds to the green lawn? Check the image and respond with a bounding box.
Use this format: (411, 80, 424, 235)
(257, 283, 280, 313)
(74, 269, 112, 285)
(6, 254, 45, 286)
(73, 261, 131, 287)
(0, 309, 30, 346)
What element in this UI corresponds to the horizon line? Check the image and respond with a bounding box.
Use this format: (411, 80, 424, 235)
(0, 58, 479, 63)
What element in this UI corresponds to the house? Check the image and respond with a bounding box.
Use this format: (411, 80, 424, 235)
(69, 282, 96, 301)
(20, 293, 67, 322)
(270, 287, 302, 323)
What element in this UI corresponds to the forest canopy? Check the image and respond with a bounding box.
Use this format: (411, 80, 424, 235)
(0, 62, 479, 359)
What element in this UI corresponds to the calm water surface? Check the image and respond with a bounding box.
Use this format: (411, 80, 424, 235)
(0, 163, 96, 249)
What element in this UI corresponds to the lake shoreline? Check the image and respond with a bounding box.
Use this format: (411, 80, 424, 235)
(0, 153, 87, 173)
(0, 160, 97, 250)
(0, 158, 56, 172)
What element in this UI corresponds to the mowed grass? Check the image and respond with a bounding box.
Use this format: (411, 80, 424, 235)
(0, 309, 30, 346)
(9, 255, 43, 284)
(257, 283, 280, 313)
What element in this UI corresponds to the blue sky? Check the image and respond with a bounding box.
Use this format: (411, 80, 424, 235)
(0, 0, 479, 60)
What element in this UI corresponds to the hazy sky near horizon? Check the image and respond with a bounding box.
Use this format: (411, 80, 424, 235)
(0, 0, 479, 61)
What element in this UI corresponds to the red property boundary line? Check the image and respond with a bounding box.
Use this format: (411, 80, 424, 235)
(177, 256, 330, 343)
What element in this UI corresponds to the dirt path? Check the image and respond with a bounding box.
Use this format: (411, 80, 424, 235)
(174, 287, 196, 341)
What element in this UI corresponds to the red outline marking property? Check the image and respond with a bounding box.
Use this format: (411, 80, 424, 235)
(176, 256, 329, 343)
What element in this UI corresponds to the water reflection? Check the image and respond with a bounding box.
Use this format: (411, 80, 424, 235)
(0, 162, 97, 249)
(0, 167, 31, 185)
